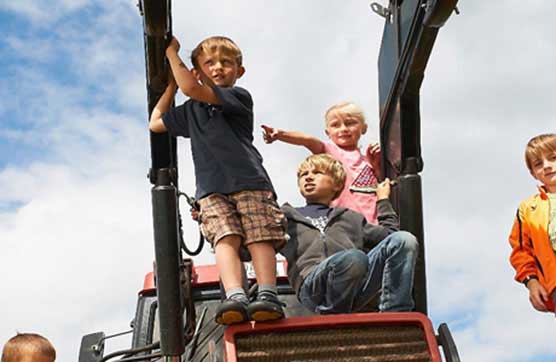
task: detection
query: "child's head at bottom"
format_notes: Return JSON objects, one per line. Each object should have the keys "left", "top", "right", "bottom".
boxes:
{"left": 1, "top": 333, "right": 56, "bottom": 362}
{"left": 324, "top": 101, "right": 368, "bottom": 149}
{"left": 297, "top": 154, "right": 346, "bottom": 205}
{"left": 525, "top": 133, "right": 556, "bottom": 191}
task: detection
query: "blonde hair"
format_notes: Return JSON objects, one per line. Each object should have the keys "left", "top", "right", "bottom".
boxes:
{"left": 525, "top": 133, "right": 556, "bottom": 172}
{"left": 191, "top": 36, "right": 243, "bottom": 68}
{"left": 324, "top": 101, "right": 366, "bottom": 126}
{"left": 297, "top": 154, "right": 346, "bottom": 199}
{"left": 2, "top": 333, "right": 56, "bottom": 362}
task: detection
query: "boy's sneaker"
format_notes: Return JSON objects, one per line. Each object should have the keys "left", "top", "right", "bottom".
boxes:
{"left": 215, "top": 298, "right": 248, "bottom": 325}
{"left": 247, "top": 292, "right": 285, "bottom": 322}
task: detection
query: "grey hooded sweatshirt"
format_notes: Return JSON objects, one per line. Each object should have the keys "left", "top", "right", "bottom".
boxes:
{"left": 280, "top": 199, "right": 400, "bottom": 294}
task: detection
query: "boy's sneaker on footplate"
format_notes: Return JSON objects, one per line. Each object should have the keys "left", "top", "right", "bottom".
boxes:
{"left": 247, "top": 293, "right": 285, "bottom": 322}
{"left": 215, "top": 298, "right": 248, "bottom": 325}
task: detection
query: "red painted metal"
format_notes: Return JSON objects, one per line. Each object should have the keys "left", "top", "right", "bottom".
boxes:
{"left": 223, "top": 312, "right": 442, "bottom": 362}
{"left": 139, "top": 260, "right": 289, "bottom": 294}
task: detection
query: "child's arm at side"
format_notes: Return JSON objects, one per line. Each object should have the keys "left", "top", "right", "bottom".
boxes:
{"left": 509, "top": 208, "right": 549, "bottom": 311}
{"left": 149, "top": 76, "right": 177, "bottom": 133}
{"left": 261, "top": 125, "right": 325, "bottom": 154}
{"left": 165, "top": 37, "right": 220, "bottom": 105}
{"left": 525, "top": 278, "right": 549, "bottom": 312}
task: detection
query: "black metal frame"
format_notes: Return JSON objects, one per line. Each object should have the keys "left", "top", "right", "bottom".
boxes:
{"left": 377, "top": 0, "right": 458, "bottom": 314}
{"left": 139, "top": 0, "right": 177, "bottom": 184}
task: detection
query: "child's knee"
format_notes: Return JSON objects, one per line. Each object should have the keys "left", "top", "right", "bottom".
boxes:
{"left": 390, "top": 231, "right": 419, "bottom": 254}
{"left": 339, "top": 249, "right": 368, "bottom": 276}
{"left": 215, "top": 234, "right": 243, "bottom": 249}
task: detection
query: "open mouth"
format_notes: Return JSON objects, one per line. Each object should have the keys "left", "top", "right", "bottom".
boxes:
{"left": 304, "top": 184, "right": 315, "bottom": 191}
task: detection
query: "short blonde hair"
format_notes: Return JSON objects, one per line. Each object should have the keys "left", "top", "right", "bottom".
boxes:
{"left": 2, "top": 333, "right": 56, "bottom": 362}
{"left": 324, "top": 101, "right": 366, "bottom": 126}
{"left": 525, "top": 133, "right": 556, "bottom": 173}
{"left": 191, "top": 36, "right": 243, "bottom": 68}
{"left": 297, "top": 154, "right": 346, "bottom": 199}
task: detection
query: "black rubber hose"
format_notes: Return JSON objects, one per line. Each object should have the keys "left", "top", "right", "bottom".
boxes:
{"left": 177, "top": 192, "right": 204, "bottom": 256}
{"left": 98, "top": 342, "right": 160, "bottom": 362}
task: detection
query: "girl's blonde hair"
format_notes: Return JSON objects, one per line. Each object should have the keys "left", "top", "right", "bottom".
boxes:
{"left": 324, "top": 101, "right": 366, "bottom": 126}
{"left": 297, "top": 154, "right": 346, "bottom": 199}
{"left": 525, "top": 133, "right": 556, "bottom": 172}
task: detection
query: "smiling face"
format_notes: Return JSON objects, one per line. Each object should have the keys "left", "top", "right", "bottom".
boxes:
{"left": 193, "top": 50, "right": 244, "bottom": 88}
{"left": 325, "top": 110, "right": 367, "bottom": 150}
{"left": 525, "top": 134, "right": 556, "bottom": 193}
{"left": 530, "top": 152, "right": 556, "bottom": 192}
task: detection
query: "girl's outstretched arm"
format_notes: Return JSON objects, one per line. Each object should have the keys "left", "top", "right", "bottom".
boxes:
{"left": 261, "top": 125, "right": 325, "bottom": 154}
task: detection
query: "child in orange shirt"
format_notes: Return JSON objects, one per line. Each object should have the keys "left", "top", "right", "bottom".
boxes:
{"left": 509, "top": 133, "right": 556, "bottom": 313}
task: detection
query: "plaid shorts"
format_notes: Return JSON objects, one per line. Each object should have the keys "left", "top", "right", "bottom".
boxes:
{"left": 198, "top": 190, "right": 287, "bottom": 249}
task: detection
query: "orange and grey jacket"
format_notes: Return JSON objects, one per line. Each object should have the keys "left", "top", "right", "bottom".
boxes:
{"left": 509, "top": 186, "right": 556, "bottom": 301}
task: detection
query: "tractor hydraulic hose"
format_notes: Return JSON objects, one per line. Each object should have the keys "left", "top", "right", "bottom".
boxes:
{"left": 98, "top": 342, "right": 160, "bottom": 362}
{"left": 177, "top": 191, "right": 204, "bottom": 256}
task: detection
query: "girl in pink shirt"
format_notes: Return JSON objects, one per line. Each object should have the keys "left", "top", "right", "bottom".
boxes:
{"left": 262, "top": 101, "right": 381, "bottom": 224}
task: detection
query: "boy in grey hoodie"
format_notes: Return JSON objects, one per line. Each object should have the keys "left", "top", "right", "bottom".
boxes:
{"left": 281, "top": 154, "right": 418, "bottom": 313}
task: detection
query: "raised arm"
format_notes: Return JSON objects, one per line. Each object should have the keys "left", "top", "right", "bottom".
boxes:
{"left": 149, "top": 74, "right": 177, "bottom": 133}
{"left": 165, "top": 37, "right": 220, "bottom": 105}
{"left": 261, "top": 125, "right": 325, "bottom": 154}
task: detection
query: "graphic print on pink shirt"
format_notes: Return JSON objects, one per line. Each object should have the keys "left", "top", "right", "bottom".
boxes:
{"left": 323, "top": 141, "right": 378, "bottom": 224}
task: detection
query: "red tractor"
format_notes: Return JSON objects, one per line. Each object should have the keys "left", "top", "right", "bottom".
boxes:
{"left": 79, "top": 1, "right": 461, "bottom": 361}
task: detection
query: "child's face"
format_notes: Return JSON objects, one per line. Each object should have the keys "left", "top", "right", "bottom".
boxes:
{"left": 297, "top": 167, "right": 342, "bottom": 205}
{"left": 530, "top": 152, "right": 556, "bottom": 192}
{"left": 193, "top": 50, "right": 244, "bottom": 88}
{"left": 325, "top": 112, "right": 367, "bottom": 150}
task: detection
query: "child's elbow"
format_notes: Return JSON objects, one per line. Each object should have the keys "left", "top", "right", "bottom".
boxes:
{"left": 149, "top": 118, "right": 166, "bottom": 133}
{"left": 180, "top": 84, "right": 204, "bottom": 99}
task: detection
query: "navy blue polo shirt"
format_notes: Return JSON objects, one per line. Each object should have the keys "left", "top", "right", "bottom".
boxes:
{"left": 162, "top": 86, "right": 274, "bottom": 200}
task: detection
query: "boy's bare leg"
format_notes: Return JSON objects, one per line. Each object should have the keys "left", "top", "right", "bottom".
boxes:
{"left": 214, "top": 234, "right": 250, "bottom": 325}
{"left": 246, "top": 241, "right": 284, "bottom": 322}
{"left": 247, "top": 241, "right": 277, "bottom": 286}
{"left": 215, "top": 234, "right": 243, "bottom": 291}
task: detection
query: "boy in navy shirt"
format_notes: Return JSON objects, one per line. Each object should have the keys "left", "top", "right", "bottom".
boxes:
{"left": 149, "top": 36, "right": 286, "bottom": 325}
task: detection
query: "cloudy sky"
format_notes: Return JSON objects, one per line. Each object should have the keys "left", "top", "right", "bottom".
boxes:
{"left": 1, "top": 1, "right": 555, "bottom": 361}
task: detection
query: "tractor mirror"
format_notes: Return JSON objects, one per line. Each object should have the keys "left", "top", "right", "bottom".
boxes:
{"left": 78, "top": 332, "right": 105, "bottom": 362}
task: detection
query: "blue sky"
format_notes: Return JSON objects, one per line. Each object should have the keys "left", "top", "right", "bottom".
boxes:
{"left": 1, "top": 1, "right": 556, "bottom": 361}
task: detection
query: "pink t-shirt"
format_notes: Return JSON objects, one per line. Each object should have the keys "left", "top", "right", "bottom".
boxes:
{"left": 323, "top": 141, "right": 378, "bottom": 224}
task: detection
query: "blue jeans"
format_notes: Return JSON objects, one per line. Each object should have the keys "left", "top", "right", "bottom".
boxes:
{"left": 298, "top": 231, "right": 418, "bottom": 313}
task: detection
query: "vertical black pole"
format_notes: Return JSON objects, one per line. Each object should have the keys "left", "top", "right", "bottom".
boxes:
{"left": 151, "top": 168, "right": 184, "bottom": 358}
{"left": 398, "top": 159, "right": 427, "bottom": 314}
